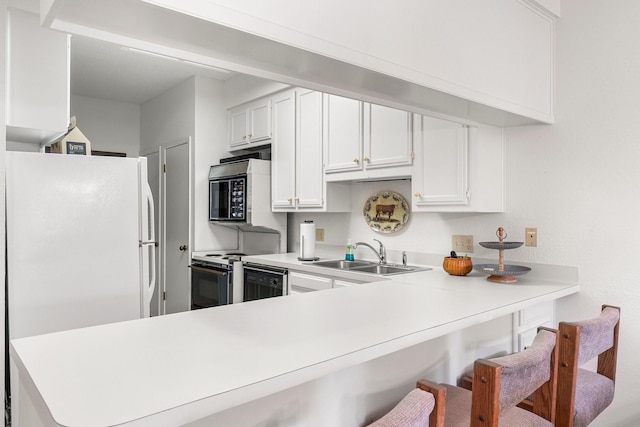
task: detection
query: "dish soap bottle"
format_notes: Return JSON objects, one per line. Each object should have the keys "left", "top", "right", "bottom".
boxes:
{"left": 345, "top": 238, "right": 354, "bottom": 261}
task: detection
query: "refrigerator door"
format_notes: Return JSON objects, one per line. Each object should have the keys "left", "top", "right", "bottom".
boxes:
{"left": 6, "top": 152, "right": 148, "bottom": 340}
{"left": 138, "top": 157, "right": 156, "bottom": 318}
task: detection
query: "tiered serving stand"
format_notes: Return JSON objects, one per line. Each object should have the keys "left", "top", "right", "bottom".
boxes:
{"left": 474, "top": 227, "right": 531, "bottom": 283}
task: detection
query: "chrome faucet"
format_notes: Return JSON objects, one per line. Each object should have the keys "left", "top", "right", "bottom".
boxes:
{"left": 353, "top": 239, "right": 386, "bottom": 264}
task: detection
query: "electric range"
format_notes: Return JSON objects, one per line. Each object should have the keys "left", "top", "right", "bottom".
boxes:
{"left": 190, "top": 251, "right": 248, "bottom": 309}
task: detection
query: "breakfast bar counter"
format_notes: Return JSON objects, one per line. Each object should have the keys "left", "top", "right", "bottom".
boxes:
{"left": 10, "top": 254, "right": 578, "bottom": 427}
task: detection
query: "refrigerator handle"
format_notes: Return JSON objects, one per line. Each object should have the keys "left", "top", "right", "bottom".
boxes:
{"left": 141, "top": 182, "right": 156, "bottom": 307}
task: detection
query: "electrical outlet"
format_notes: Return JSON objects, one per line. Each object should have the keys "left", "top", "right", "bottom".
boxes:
{"left": 525, "top": 227, "right": 537, "bottom": 247}
{"left": 315, "top": 228, "right": 325, "bottom": 242}
{"left": 452, "top": 235, "right": 474, "bottom": 253}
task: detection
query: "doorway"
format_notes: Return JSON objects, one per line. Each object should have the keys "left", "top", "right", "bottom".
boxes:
{"left": 143, "top": 138, "right": 192, "bottom": 315}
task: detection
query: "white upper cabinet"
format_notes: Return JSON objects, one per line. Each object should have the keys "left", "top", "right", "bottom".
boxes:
{"left": 271, "top": 89, "right": 297, "bottom": 209}
{"left": 364, "top": 104, "right": 413, "bottom": 169}
{"left": 271, "top": 89, "right": 350, "bottom": 212}
{"left": 412, "top": 116, "right": 504, "bottom": 213}
{"left": 6, "top": 8, "right": 70, "bottom": 144}
{"left": 413, "top": 116, "right": 469, "bottom": 206}
{"left": 323, "top": 94, "right": 363, "bottom": 174}
{"left": 228, "top": 97, "right": 272, "bottom": 151}
{"left": 324, "top": 95, "right": 413, "bottom": 182}
{"left": 294, "top": 89, "right": 324, "bottom": 209}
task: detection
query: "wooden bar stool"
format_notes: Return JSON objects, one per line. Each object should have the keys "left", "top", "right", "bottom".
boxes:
{"left": 555, "top": 305, "right": 620, "bottom": 427}
{"left": 435, "top": 327, "right": 559, "bottom": 426}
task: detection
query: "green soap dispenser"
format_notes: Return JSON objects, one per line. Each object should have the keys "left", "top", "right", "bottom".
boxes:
{"left": 345, "top": 238, "right": 354, "bottom": 261}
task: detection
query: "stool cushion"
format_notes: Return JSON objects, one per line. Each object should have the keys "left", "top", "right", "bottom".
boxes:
{"left": 573, "top": 368, "right": 615, "bottom": 427}
{"left": 442, "top": 384, "right": 553, "bottom": 427}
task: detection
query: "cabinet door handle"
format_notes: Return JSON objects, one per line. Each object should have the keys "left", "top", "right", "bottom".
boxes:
{"left": 248, "top": 133, "right": 252, "bottom": 138}
{"left": 294, "top": 197, "right": 300, "bottom": 201}
{"left": 363, "top": 156, "right": 370, "bottom": 163}
{"left": 242, "top": 135, "right": 247, "bottom": 140}
{"left": 179, "top": 244, "right": 188, "bottom": 251}
{"left": 353, "top": 158, "right": 360, "bottom": 164}
{"left": 414, "top": 192, "right": 421, "bottom": 197}
{"left": 287, "top": 198, "right": 292, "bottom": 202}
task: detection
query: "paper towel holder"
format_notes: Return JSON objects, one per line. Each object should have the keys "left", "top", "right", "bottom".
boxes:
{"left": 298, "top": 220, "right": 320, "bottom": 261}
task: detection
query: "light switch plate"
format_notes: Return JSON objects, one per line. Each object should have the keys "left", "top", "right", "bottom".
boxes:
{"left": 316, "top": 228, "right": 325, "bottom": 242}
{"left": 525, "top": 227, "right": 537, "bottom": 247}
{"left": 452, "top": 235, "right": 473, "bottom": 253}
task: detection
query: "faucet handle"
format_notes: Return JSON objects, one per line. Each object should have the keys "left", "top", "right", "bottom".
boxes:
{"left": 373, "top": 239, "right": 386, "bottom": 263}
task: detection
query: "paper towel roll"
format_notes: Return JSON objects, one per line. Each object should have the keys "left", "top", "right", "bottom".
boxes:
{"left": 299, "top": 221, "right": 316, "bottom": 260}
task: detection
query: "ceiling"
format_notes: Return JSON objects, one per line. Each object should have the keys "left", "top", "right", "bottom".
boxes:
{"left": 70, "top": 35, "right": 236, "bottom": 105}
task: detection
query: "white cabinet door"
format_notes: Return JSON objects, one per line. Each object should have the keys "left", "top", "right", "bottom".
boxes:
{"left": 288, "top": 271, "right": 332, "bottom": 293}
{"left": 295, "top": 89, "right": 325, "bottom": 208}
{"left": 6, "top": 8, "right": 69, "bottom": 144}
{"left": 271, "top": 89, "right": 297, "bottom": 209}
{"left": 323, "top": 94, "right": 363, "bottom": 173}
{"left": 228, "top": 107, "right": 248, "bottom": 148}
{"left": 364, "top": 104, "right": 413, "bottom": 169}
{"left": 324, "top": 101, "right": 413, "bottom": 182}
{"left": 288, "top": 270, "right": 363, "bottom": 293}
{"left": 228, "top": 97, "right": 272, "bottom": 150}
{"left": 412, "top": 116, "right": 504, "bottom": 213}
{"left": 333, "top": 278, "right": 364, "bottom": 288}
{"left": 272, "top": 88, "right": 350, "bottom": 212}
{"left": 247, "top": 98, "right": 272, "bottom": 143}
{"left": 413, "top": 115, "right": 469, "bottom": 206}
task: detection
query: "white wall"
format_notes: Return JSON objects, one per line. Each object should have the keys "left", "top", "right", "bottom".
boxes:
{"left": 193, "top": 76, "right": 239, "bottom": 250}
{"left": 140, "top": 77, "right": 195, "bottom": 154}
{"left": 70, "top": 94, "right": 140, "bottom": 157}
{"left": 223, "top": 73, "right": 289, "bottom": 109}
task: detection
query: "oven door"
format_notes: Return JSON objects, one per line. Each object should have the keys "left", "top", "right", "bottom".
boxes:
{"left": 190, "top": 262, "right": 232, "bottom": 309}
{"left": 243, "top": 264, "right": 287, "bottom": 302}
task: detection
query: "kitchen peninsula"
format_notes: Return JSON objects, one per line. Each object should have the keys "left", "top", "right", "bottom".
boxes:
{"left": 10, "top": 254, "right": 578, "bottom": 427}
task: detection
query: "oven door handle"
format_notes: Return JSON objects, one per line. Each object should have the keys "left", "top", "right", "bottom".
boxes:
{"left": 244, "top": 265, "right": 288, "bottom": 275}
{"left": 190, "top": 264, "right": 228, "bottom": 276}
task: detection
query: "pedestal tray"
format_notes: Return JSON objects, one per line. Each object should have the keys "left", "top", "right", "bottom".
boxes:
{"left": 475, "top": 227, "right": 531, "bottom": 283}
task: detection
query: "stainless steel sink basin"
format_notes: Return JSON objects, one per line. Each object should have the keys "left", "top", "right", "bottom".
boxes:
{"left": 310, "top": 260, "right": 374, "bottom": 270}
{"left": 308, "top": 259, "right": 431, "bottom": 276}
{"left": 351, "top": 264, "right": 421, "bottom": 275}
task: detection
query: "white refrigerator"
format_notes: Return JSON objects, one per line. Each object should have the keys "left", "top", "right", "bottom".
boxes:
{"left": 6, "top": 152, "right": 156, "bottom": 339}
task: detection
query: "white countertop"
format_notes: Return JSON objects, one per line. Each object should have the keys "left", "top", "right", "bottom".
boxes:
{"left": 10, "top": 251, "right": 579, "bottom": 427}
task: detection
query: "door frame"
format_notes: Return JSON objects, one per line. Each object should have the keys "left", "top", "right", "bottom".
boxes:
{"left": 141, "top": 136, "right": 193, "bottom": 315}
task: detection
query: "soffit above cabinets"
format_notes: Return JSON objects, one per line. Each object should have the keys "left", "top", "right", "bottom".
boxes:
{"left": 41, "top": 0, "right": 556, "bottom": 127}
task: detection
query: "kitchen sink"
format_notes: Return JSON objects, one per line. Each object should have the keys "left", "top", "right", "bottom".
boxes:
{"left": 308, "top": 259, "right": 431, "bottom": 276}
{"left": 310, "top": 260, "right": 375, "bottom": 270}
{"left": 351, "top": 264, "right": 427, "bottom": 275}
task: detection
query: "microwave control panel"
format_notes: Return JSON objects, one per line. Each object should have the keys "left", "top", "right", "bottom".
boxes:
{"left": 230, "top": 178, "right": 245, "bottom": 219}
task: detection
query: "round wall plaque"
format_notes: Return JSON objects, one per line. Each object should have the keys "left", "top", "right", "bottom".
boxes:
{"left": 363, "top": 191, "right": 410, "bottom": 234}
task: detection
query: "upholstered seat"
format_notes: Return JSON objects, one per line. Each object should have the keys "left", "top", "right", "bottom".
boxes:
{"left": 556, "top": 305, "right": 620, "bottom": 427}
{"left": 367, "top": 380, "right": 446, "bottom": 427}
{"left": 439, "top": 327, "right": 559, "bottom": 427}
{"left": 442, "top": 384, "right": 553, "bottom": 426}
